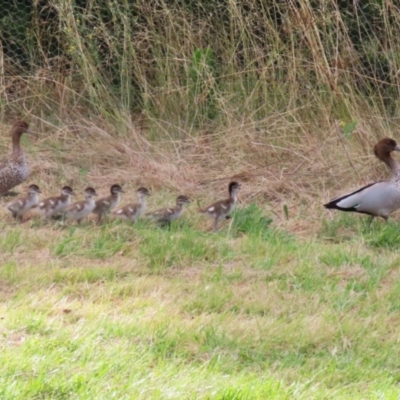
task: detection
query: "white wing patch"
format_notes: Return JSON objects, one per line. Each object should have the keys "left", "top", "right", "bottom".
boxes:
{"left": 207, "top": 206, "right": 215, "bottom": 212}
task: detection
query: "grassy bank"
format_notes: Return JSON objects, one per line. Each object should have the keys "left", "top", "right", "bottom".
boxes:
{"left": 1, "top": 210, "right": 400, "bottom": 398}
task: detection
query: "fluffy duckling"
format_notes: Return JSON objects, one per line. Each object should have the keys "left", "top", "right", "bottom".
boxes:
{"left": 0, "top": 120, "right": 31, "bottom": 196}
{"left": 146, "top": 195, "right": 190, "bottom": 226}
{"left": 7, "top": 184, "right": 41, "bottom": 222}
{"left": 112, "top": 187, "right": 150, "bottom": 223}
{"left": 37, "top": 186, "right": 75, "bottom": 219}
{"left": 324, "top": 138, "right": 400, "bottom": 220}
{"left": 199, "top": 181, "right": 241, "bottom": 231}
{"left": 92, "top": 184, "right": 124, "bottom": 224}
{"left": 64, "top": 187, "right": 98, "bottom": 224}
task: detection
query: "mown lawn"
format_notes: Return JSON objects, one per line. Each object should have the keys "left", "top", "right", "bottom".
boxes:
{"left": 1, "top": 208, "right": 400, "bottom": 399}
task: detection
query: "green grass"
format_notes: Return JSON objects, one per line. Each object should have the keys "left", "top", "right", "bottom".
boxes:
{"left": 1, "top": 208, "right": 400, "bottom": 398}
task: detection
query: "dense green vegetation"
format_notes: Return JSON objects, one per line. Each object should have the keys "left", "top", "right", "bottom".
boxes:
{"left": 2, "top": 0, "right": 400, "bottom": 128}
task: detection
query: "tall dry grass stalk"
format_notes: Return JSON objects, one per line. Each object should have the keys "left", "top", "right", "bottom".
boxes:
{"left": 1, "top": 0, "right": 400, "bottom": 226}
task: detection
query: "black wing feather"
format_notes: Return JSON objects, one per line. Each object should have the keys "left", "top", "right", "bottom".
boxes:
{"left": 324, "top": 182, "right": 378, "bottom": 215}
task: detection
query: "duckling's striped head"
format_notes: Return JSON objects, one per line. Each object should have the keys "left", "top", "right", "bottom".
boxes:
{"left": 61, "top": 186, "right": 75, "bottom": 196}
{"left": 177, "top": 195, "right": 190, "bottom": 205}
{"left": 27, "top": 184, "right": 41, "bottom": 194}
{"left": 374, "top": 138, "right": 400, "bottom": 160}
{"left": 110, "top": 184, "right": 124, "bottom": 194}
{"left": 229, "top": 181, "right": 241, "bottom": 194}
{"left": 137, "top": 187, "right": 150, "bottom": 196}
{"left": 84, "top": 187, "right": 98, "bottom": 198}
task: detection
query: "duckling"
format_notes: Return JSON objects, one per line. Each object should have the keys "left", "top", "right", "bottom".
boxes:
{"left": 199, "top": 181, "right": 241, "bottom": 231}
{"left": 146, "top": 195, "right": 190, "bottom": 226}
{"left": 92, "top": 184, "right": 124, "bottom": 224}
{"left": 6, "top": 184, "right": 41, "bottom": 222}
{"left": 0, "top": 120, "right": 31, "bottom": 196}
{"left": 64, "top": 187, "right": 98, "bottom": 224}
{"left": 37, "top": 186, "right": 75, "bottom": 219}
{"left": 112, "top": 187, "right": 150, "bottom": 223}
{"left": 324, "top": 138, "right": 400, "bottom": 220}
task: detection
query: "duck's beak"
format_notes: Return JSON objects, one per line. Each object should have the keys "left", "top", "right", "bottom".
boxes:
{"left": 27, "top": 127, "right": 39, "bottom": 142}
{"left": 395, "top": 145, "right": 400, "bottom": 151}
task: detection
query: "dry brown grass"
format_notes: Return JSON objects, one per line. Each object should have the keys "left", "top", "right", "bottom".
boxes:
{"left": 1, "top": 105, "right": 399, "bottom": 240}
{"left": 2, "top": 0, "right": 400, "bottom": 240}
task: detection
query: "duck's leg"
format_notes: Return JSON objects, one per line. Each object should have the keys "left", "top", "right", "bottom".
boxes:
{"left": 213, "top": 217, "right": 219, "bottom": 232}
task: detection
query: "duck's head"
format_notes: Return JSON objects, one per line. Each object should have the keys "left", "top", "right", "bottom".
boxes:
{"left": 61, "top": 186, "right": 75, "bottom": 196}
{"left": 374, "top": 138, "right": 400, "bottom": 160}
{"left": 110, "top": 184, "right": 124, "bottom": 194}
{"left": 228, "top": 181, "right": 241, "bottom": 194}
{"left": 12, "top": 120, "right": 30, "bottom": 136}
{"left": 28, "top": 184, "right": 41, "bottom": 195}
{"left": 137, "top": 187, "right": 150, "bottom": 197}
{"left": 177, "top": 195, "right": 191, "bottom": 205}
{"left": 84, "top": 187, "right": 98, "bottom": 198}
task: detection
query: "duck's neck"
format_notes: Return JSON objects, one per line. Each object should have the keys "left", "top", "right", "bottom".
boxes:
{"left": 12, "top": 131, "right": 23, "bottom": 155}
{"left": 138, "top": 194, "right": 147, "bottom": 210}
{"left": 111, "top": 192, "right": 121, "bottom": 207}
{"left": 85, "top": 195, "right": 95, "bottom": 206}
{"left": 62, "top": 194, "right": 72, "bottom": 205}
{"left": 229, "top": 189, "right": 238, "bottom": 203}
{"left": 28, "top": 192, "right": 39, "bottom": 204}
{"left": 381, "top": 154, "right": 400, "bottom": 179}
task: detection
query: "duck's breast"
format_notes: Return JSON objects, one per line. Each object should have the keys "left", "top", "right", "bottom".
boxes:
{"left": 0, "top": 157, "right": 28, "bottom": 193}
{"left": 11, "top": 154, "right": 29, "bottom": 180}
{"left": 10, "top": 156, "right": 29, "bottom": 183}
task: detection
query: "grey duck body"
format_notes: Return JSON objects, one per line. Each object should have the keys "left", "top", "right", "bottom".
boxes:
{"left": 0, "top": 121, "right": 30, "bottom": 196}
{"left": 324, "top": 138, "right": 400, "bottom": 220}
